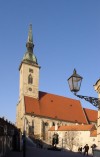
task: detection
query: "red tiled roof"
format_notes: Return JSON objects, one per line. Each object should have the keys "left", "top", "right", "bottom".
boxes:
{"left": 49, "top": 124, "right": 96, "bottom": 131}
{"left": 24, "top": 91, "right": 88, "bottom": 124}
{"left": 90, "top": 130, "right": 97, "bottom": 137}
{"left": 83, "top": 108, "right": 97, "bottom": 123}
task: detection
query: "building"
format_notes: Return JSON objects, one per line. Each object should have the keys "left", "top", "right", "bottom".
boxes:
{"left": 16, "top": 24, "right": 98, "bottom": 149}
{"left": 48, "top": 124, "right": 97, "bottom": 153}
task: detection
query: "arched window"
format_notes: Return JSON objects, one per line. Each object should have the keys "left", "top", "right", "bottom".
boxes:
{"left": 28, "top": 74, "right": 33, "bottom": 84}
{"left": 52, "top": 122, "right": 55, "bottom": 126}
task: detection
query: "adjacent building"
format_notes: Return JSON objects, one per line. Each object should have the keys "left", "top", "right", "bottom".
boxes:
{"left": 48, "top": 124, "right": 97, "bottom": 153}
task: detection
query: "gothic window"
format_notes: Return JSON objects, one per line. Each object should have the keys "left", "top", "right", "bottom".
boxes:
{"left": 28, "top": 74, "right": 33, "bottom": 84}
{"left": 45, "top": 122, "right": 48, "bottom": 126}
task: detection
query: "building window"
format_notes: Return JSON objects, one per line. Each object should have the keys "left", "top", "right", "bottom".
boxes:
{"left": 45, "top": 122, "right": 48, "bottom": 126}
{"left": 31, "top": 120, "right": 34, "bottom": 135}
{"left": 32, "top": 120, "right": 34, "bottom": 128}
{"left": 29, "top": 68, "right": 33, "bottom": 73}
{"left": 52, "top": 122, "right": 55, "bottom": 126}
{"left": 28, "top": 74, "right": 33, "bottom": 84}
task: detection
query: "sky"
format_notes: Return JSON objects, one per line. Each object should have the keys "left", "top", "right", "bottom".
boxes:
{"left": 0, "top": 0, "right": 100, "bottom": 123}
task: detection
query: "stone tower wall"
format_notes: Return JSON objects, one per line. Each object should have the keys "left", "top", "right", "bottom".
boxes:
{"left": 19, "top": 63, "right": 39, "bottom": 100}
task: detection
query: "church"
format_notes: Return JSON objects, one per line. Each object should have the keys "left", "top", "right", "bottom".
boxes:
{"left": 16, "top": 25, "right": 97, "bottom": 148}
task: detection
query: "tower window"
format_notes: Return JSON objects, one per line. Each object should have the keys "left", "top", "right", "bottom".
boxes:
{"left": 29, "top": 68, "right": 33, "bottom": 73}
{"left": 28, "top": 74, "right": 33, "bottom": 84}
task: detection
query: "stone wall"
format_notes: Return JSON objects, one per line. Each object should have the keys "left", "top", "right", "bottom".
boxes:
{"left": 0, "top": 117, "right": 21, "bottom": 157}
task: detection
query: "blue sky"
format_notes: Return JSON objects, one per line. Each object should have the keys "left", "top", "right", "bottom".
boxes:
{"left": 0, "top": 0, "right": 100, "bottom": 123}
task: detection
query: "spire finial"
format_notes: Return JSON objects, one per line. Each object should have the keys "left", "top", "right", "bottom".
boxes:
{"left": 27, "top": 24, "right": 33, "bottom": 43}
{"left": 26, "top": 24, "right": 34, "bottom": 53}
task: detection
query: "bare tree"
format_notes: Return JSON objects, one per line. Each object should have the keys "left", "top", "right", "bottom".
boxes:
{"left": 65, "top": 131, "right": 79, "bottom": 151}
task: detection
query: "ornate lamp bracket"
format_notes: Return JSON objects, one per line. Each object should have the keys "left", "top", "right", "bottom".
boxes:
{"left": 74, "top": 93, "right": 100, "bottom": 109}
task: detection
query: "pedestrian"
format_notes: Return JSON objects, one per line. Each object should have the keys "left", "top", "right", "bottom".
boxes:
{"left": 83, "top": 144, "right": 89, "bottom": 156}
{"left": 78, "top": 146, "right": 82, "bottom": 153}
{"left": 78, "top": 147, "right": 80, "bottom": 152}
{"left": 80, "top": 146, "right": 82, "bottom": 153}
{"left": 91, "top": 144, "right": 97, "bottom": 154}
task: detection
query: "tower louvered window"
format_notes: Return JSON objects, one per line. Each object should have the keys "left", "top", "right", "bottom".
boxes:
{"left": 28, "top": 74, "right": 33, "bottom": 84}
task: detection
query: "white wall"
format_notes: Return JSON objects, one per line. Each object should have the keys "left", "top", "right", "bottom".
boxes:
{"left": 48, "top": 130, "right": 97, "bottom": 155}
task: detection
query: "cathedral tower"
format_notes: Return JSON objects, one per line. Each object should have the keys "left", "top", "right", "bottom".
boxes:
{"left": 16, "top": 25, "right": 40, "bottom": 131}
{"left": 19, "top": 24, "right": 40, "bottom": 100}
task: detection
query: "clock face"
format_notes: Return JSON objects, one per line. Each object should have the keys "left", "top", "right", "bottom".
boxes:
{"left": 24, "top": 85, "right": 37, "bottom": 97}
{"left": 29, "top": 87, "right": 32, "bottom": 91}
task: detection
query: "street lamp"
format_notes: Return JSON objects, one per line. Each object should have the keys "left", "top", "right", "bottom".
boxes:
{"left": 68, "top": 69, "right": 83, "bottom": 94}
{"left": 67, "top": 69, "right": 100, "bottom": 157}
{"left": 68, "top": 69, "right": 100, "bottom": 108}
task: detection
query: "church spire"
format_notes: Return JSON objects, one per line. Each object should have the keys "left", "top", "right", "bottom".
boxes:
{"left": 20, "top": 24, "right": 38, "bottom": 67}
{"left": 26, "top": 24, "right": 34, "bottom": 53}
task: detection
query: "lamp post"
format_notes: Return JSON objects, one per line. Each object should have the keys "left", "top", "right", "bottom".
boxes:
{"left": 22, "top": 116, "right": 27, "bottom": 157}
{"left": 68, "top": 69, "right": 100, "bottom": 156}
